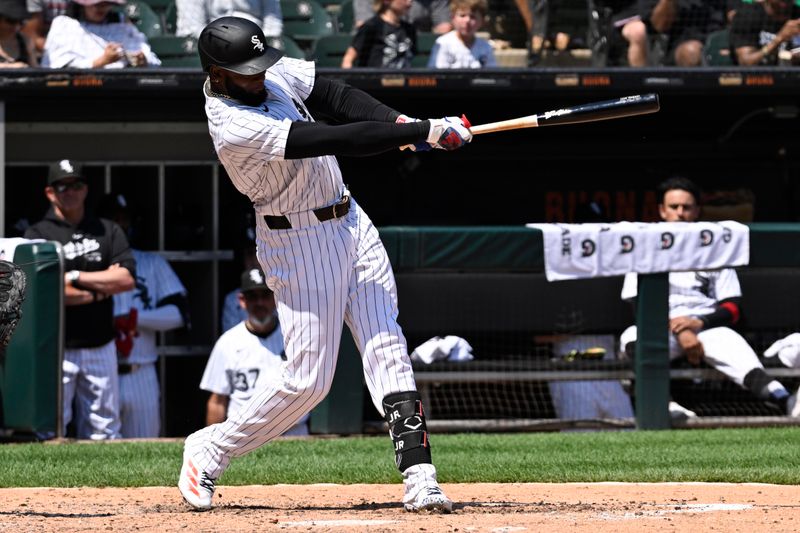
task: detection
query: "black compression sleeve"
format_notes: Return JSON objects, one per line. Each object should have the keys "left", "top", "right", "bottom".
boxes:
{"left": 305, "top": 75, "right": 402, "bottom": 123}
{"left": 698, "top": 297, "right": 742, "bottom": 329}
{"left": 284, "top": 120, "right": 429, "bottom": 159}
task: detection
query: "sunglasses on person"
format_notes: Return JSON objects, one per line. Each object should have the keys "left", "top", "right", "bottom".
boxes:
{"left": 52, "top": 180, "right": 86, "bottom": 193}
{"left": 0, "top": 16, "right": 21, "bottom": 25}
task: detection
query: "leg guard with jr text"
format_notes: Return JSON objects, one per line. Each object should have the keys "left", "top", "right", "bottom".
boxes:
{"left": 382, "top": 391, "right": 432, "bottom": 472}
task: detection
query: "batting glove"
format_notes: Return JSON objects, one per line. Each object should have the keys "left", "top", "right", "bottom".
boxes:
{"left": 427, "top": 116, "right": 473, "bottom": 151}
{"left": 764, "top": 332, "right": 800, "bottom": 368}
{"left": 396, "top": 114, "right": 431, "bottom": 152}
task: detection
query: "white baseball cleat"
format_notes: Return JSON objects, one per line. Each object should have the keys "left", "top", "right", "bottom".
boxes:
{"left": 668, "top": 400, "right": 698, "bottom": 420}
{"left": 403, "top": 484, "right": 453, "bottom": 513}
{"left": 178, "top": 453, "right": 216, "bottom": 510}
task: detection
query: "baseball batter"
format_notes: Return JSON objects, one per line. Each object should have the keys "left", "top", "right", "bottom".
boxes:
{"left": 178, "top": 16, "right": 472, "bottom": 512}
{"left": 201, "top": 268, "right": 309, "bottom": 436}
{"left": 620, "top": 177, "right": 799, "bottom": 417}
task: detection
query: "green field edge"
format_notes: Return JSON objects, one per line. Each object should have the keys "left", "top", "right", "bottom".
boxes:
{"left": 1, "top": 428, "right": 799, "bottom": 487}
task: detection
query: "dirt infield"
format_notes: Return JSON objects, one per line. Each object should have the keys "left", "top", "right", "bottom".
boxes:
{"left": 1, "top": 483, "right": 798, "bottom": 532}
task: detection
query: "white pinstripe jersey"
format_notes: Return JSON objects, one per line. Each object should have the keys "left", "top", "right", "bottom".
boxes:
{"left": 204, "top": 57, "right": 345, "bottom": 216}
{"left": 113, "top": 249, "right": 187, "bottom": 364}
{"left": 200, "top": 321, "right": 309, "bottom": 425}
{"left": 621, "top": 268, "right": 742, "bottom": 319}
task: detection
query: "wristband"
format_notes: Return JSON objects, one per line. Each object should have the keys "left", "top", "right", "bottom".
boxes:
{"left": 66, "top": 270, "right": 80, "bottom": 286}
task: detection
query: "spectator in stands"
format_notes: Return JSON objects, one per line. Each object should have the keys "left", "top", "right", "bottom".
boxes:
{"left": 201, "top": 268, "right": 310, "bottom": 436}
{"left": 221, "top": 228, "right": 259, "bottom": 333}
{"left": 341, "top": 0, "right": 417, "bottom": 68}
{"left": 730, "top": 0, "right": 800, "bottom": 66}
{"left": 641, "top": 0, "right": 727, "bottom": 66}
{"left": 524, "top": 0, "right": 647, "bottom": 67}
{"left": 602, "top": 1, "right": 649, "bottom": 67}
{"left": 41, "top": 0, "right": 161, "bottom": 69}
{"left": 354, "top": 0, "right": 451, "bottom": 34}
{"left": 619, "top": 176, "right": 799, "bottom": 418}
{"left": 427, "top": 0, "right": 495, "bottom": 67}
{"left": 0, "top": 0, "right": 38, "bottom": 67}
{"left": 24, "top": 159, "right": 136, "bottom": 439}
{"left": 175, "top": 0, "right": 282, "bottom": 41}
{"left": 21, "top": 0, "right": 66, "bottom": 55}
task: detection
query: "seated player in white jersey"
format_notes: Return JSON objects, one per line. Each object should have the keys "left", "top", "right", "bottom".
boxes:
{"left": 620, "top": 176, "right": 799, "bottom": 418}
{"left": 201, "top": 268, "right": 309, "bottom": 436}
{"left": 179, "top": 16, "right": 472, "bottom": 514}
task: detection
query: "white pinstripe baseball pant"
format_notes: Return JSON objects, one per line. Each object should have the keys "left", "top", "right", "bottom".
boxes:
{"left": 62, "top": 340, "right": 121, "bottom": 440}
{"left": 188, "top": 198, "right": 417, "bottom": 477}
{"left": 119, "top": 363, "right": 160, "bottom": 438}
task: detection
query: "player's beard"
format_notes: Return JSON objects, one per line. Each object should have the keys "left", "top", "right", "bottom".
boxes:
{"left": 249, "top": 310, "right": 276, "bottom": 330}
{"left": 226, "top": 79, "right": 267, "bottom": 107}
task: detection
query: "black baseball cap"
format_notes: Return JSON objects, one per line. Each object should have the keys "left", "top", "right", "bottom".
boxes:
{"left": 0, "top": 0, "right": 29, "bottom": 21}
{"left": 198, "top": 16, "right": 282, "bottom": 74}
{"left": 240, "top": 268, "right": 271, "bottom": 293}
{"left": 47, "top": 159, "right": 84, "bottom": 185}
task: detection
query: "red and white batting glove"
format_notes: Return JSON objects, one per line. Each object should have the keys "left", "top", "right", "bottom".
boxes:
{"left": 396, "top": 114, "right": 431, "bottom": 152}
{"left": 427, "top": 116, "right": 473, "bottom": 151}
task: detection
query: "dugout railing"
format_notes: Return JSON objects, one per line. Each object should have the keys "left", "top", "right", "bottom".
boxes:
{"left": 353, "top": 224, "right": 800, "bottom": 432}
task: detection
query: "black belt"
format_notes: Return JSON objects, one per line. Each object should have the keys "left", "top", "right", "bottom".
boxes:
{"left": 118, "top": 363, "right": 142, "bottom": 375}
{"left": 263, "top": 195, "right": 351, "bottom": 230}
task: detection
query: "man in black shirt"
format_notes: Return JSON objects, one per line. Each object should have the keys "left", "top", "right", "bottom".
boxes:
{"left": 24, "top": 159, "right": 135, "bottom": 440}
{"left": 730, "top": 0, "right": 800, "bottom": 65}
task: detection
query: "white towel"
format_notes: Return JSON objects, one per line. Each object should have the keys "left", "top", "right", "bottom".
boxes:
{"left": 410, "top": 336, "right": 474, "bottom": 364}
{"left": 0, "top": 238, "right": 45, "bottom": 262}
{"left": 526, "top": 221, "right": 749, "bottom": 281}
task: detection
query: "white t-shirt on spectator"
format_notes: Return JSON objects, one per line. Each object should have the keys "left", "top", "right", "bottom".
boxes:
{"left": 175, "top": 0, "right": 282, "bottom": 39}
{"left": 42, "top": 15, "right": 161, "bottom": 68}
{"left": 428, "top": 30, "right": 496, "bottom": 68}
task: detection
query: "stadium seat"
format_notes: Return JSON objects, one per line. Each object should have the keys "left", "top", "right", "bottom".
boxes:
{"left": 411, "top": 32, "right": 437, "bottom": 67}
{"left": 704, "top": 28, "right": 733, "bottom": 66}
{"left": 165, "top": 1, "right": 177, "bottom": 34}
{"left": 267, "top": 35, "right": 307, "bottom": 59}
{"left": 280, "top": 0, "right": 335, "bottom": 45}
{"left": 334, "top": 0, "right": 354, "bottom": 34}
{"left": 308, "top": 34, "right": 352, "bottom": 66}
{"left": 149, "top": 35, "right": 201, "bottom": 68}
{"left": 124, "top": 1, "right": 164, "bottom": 38}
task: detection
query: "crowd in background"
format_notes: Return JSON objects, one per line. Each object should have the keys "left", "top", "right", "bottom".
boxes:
{"left": 0, "top": 0, "right": 799, "bottom": 69}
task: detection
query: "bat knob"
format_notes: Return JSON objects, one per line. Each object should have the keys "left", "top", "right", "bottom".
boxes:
{"left": 460, "top": 114, "right": 472, "bottom": 129}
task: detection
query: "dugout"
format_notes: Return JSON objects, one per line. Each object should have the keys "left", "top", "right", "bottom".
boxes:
{"left": 2, "top": 68, "right": 800, "bottom": 435}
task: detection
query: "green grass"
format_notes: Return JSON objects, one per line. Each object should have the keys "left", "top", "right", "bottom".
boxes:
{"left": 1, "top": 428, "right": 799, "bottom": 487}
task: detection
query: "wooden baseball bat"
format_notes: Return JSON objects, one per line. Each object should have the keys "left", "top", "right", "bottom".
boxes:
{"left": 463, "top": 93, "right": 660, "bottom": 135}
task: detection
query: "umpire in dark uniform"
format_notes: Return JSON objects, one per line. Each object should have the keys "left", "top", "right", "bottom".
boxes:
{"left": 24, "top": 159, "right": 135, "bottom": 440}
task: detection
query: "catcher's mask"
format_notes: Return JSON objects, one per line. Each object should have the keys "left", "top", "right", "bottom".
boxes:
{"left": 198, "top": 16, "right": 282, "bottom": 75}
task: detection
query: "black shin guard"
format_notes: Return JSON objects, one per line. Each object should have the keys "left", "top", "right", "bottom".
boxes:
{"left": 743, "top": 368, "right": 774, "bottom": 401}
{"left": 382, "top": 391, "right": 432, "bottom": 472}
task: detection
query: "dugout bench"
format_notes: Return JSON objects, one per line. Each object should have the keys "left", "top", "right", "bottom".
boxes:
{"left": 324, "top": 224, "right": 800, "bottom": 433}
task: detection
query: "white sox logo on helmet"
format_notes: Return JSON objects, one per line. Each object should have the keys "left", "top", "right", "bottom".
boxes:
{"left": 251, "top": 35, "right": 264, "bottom": 52}
{"left": 249, "top": 268, "right": 265, "bottom": 284}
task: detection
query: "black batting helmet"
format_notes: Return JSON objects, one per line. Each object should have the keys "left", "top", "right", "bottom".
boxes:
{"left": 198, "top": 16, "right": 282, "bottom": 74}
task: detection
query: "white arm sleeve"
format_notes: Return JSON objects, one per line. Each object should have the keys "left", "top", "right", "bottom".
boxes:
{"left": 138, "top": 304, "right": 184, "bottom": 332}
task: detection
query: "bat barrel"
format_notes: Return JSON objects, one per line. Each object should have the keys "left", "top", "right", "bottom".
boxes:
{"left": 537, "top": 93, "right": 660, "bottom": 127}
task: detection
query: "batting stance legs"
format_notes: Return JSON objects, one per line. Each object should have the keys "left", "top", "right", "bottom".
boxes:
{"left": 180, "top": 199, "right": 449, "bottom": 511}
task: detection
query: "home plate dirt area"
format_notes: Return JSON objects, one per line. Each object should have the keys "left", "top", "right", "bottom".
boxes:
{"left": 0, "top": 483, "right": 798, "bottom": 532}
